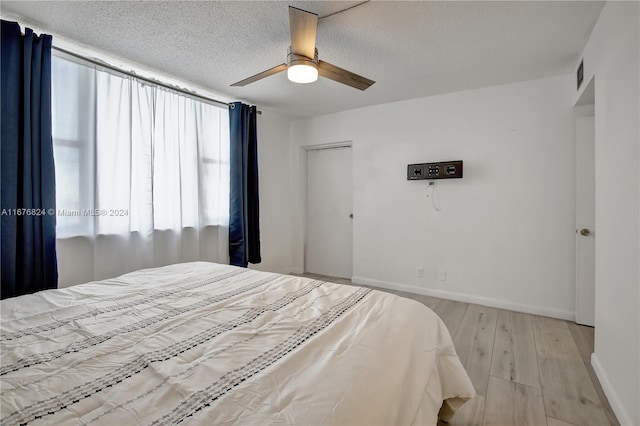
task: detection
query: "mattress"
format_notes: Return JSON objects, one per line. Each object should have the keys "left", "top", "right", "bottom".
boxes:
{"left": 0, "top": 262, "right": 474, "bottom": 425}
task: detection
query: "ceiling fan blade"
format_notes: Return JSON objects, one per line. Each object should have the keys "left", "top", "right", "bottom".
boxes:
{"left": 289, "top": 6, "right": 318, "bottom": 59}
{"left": 317, "top": 60, "right": 375, "bottom": 91}
{"left": 230, "top": 63, "right": 287, "bottom": 87}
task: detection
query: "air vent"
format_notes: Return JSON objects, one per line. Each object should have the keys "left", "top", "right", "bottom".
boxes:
{"left": 577, "top": 59, "right": 584, "bottom": 90}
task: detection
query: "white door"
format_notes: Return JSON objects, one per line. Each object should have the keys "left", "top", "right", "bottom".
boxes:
{"left": 306, "top": 146, "right": 353, "bottom": 278}
{"left": 575, "top": 116, "right": 595, "bottom": 326}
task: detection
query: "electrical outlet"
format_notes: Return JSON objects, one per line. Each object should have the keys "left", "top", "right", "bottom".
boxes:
{"left": 416, "top": 267, "right": 424, "bottom": 278}
{"left": 439, "top": 271, "right": 447, "bottom": 281}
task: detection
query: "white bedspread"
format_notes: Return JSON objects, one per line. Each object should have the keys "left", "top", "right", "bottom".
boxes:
{"left": 1, "top": 262, "right": 474, "bottom": 425}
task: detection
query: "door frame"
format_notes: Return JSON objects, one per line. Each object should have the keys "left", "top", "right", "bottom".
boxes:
{"left": 300, "top": 141, "right": 353, "bottom": 275}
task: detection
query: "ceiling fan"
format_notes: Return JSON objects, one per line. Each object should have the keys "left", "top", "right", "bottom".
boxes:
{"left": 231, "top": 6, "right": 375, "bottom": 91}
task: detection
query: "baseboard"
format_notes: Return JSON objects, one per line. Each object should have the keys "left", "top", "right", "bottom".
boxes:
{"left": 351, "top": 275, "right": 574, "bottom": 321}
{"left": 591, "top": 353, "right": 634, "bottom": 426}
{"left": 288, "top": 267, "right": 304, "bottom": 275}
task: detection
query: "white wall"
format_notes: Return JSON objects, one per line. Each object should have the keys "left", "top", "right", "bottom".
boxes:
{"left": 575, "top": 2, "right": 639, "bottom": 425}
{"left": 251, "top": 109, "right": 295, "bottom": 274}
{"left": 290, "top": 74, "right": 579, "bottom": 319}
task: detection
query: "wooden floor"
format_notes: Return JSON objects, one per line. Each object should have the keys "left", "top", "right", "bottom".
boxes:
{"left": 300, "top": 273, "right": 619, "bottom": 426}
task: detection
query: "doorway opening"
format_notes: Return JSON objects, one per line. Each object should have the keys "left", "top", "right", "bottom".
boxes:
{"left": 575, "top": 77, "right": 595, "bottom": 327}
{"left": 303, "top": 143, "right": 353, "bottom": 279}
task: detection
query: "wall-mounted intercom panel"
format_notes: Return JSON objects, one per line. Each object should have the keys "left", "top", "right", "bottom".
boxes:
{"left": 407, "top": 160, "right": 463, "bottom": 180}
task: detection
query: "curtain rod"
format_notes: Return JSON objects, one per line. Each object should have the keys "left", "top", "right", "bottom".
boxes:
{"left": 53, "top": 46, "right": 261, "bottom": 114}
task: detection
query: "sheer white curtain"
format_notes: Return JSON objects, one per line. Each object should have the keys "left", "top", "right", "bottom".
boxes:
{"left": 52, "top": 54, "right": 229, "bottom": 284}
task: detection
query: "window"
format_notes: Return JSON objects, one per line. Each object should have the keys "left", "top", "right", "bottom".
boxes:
{"left": 51, "top": 53, "right": 229, "bottom": 239}
{"left": 52, "top": 57, "right": 95, "bottom": 236}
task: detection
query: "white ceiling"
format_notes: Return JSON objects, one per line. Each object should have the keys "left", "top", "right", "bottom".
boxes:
{"left": 2, "top": 1, "right": 604, "bottom": 117}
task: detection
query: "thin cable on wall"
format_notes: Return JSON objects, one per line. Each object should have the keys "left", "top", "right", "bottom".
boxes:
{"left": 426, "top": 181, "right": 441, "bottom": 212}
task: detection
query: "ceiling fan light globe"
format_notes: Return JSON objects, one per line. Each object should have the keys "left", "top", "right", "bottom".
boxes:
{"left": 287, "top": 64, "right": 318, "bottom": 84}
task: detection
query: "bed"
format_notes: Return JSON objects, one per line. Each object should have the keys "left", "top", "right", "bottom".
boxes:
{"left": 1, "top": 262, "right": 474, "bottom": 425}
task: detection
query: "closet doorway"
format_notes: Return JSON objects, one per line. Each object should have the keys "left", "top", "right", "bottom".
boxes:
{"left": 575, "top": 78, "right": 595, "bottom": 327}
{"left": 305, "top": 145, "right": 353, "bottom": 279}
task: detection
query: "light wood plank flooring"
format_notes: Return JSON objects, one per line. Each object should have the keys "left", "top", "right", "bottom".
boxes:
{"left": 299, "top": 273, "right": 619, "bottom": 426}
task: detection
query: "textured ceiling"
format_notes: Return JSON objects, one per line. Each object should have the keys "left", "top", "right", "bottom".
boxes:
{"left": 2, "top": 1, "right": 604, "bottom": 117}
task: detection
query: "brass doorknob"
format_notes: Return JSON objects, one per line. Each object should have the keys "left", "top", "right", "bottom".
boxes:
{"left": 580, "top": 228, "right": 591, "bottom": 236}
